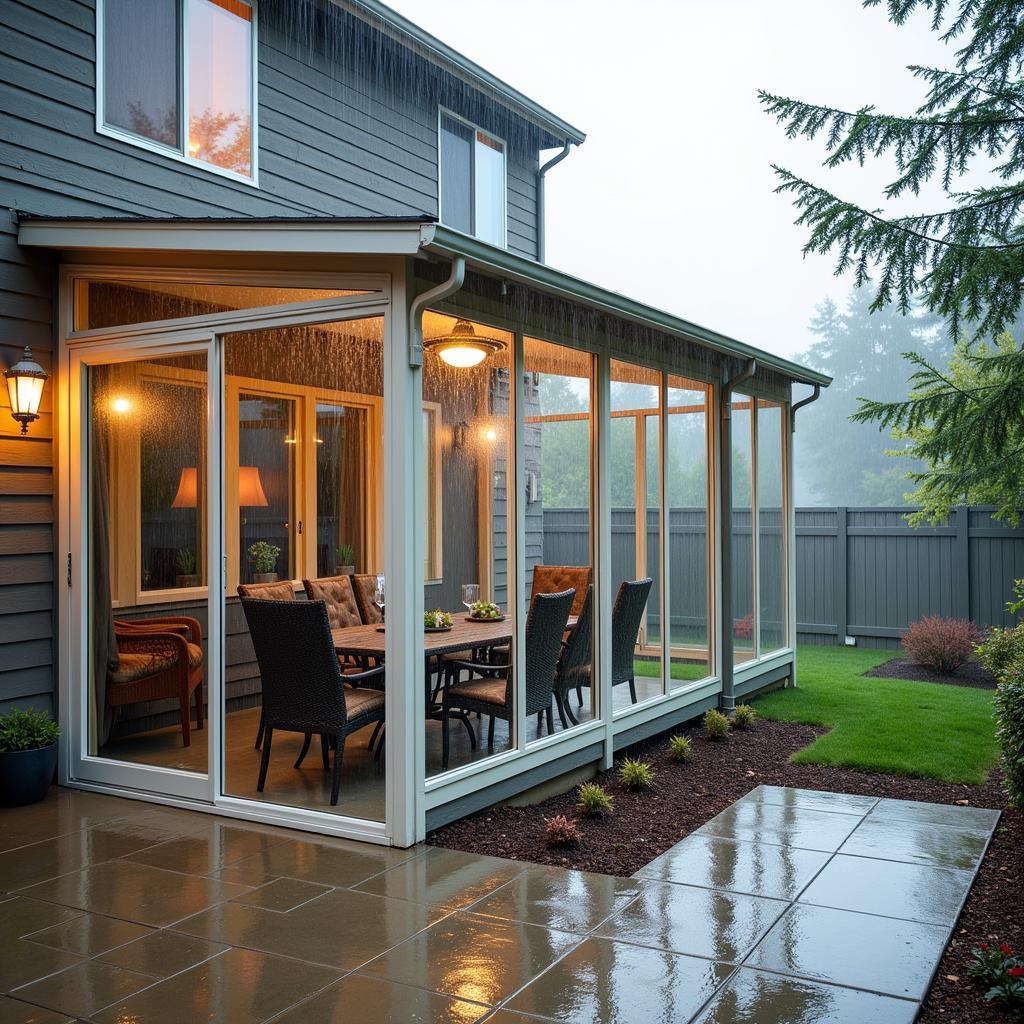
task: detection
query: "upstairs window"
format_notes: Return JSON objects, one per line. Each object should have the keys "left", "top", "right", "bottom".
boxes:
{"left": 439, "top": 112, "right": 506, "bottom": 247}
{"left": 100, "top": 0, "right": 256, "bottom": 182}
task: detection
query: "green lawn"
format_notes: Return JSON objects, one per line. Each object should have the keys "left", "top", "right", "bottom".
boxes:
{"left": 753, "top": 645, "right": 999, "bottom": 784}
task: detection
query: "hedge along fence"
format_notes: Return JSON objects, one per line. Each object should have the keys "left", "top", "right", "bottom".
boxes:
{"left": 541, "top": 507, "right": 1024, "bottom": 650}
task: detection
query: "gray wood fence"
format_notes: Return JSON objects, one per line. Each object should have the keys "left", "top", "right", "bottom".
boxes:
{"left": 542, "top": 506, "right": 1024, "bottom": 649}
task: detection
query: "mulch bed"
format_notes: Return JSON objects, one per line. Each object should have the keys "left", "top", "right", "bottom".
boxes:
{"left": 865, "top": 655, "right": 998, "bottom": 690}
{"left": 428, "top": 718, "right": 1021, "bottom": 1023}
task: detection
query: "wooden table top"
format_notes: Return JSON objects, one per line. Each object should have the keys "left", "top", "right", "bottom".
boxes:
{"left": 332, "top": 614, "right": 576, "bottom": 658}
{"left": 332, "top": 615, "right": 513, "bottom": 658}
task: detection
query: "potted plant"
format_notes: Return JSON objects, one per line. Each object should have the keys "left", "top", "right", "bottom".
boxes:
{"left": 0, "top": 707, "right": 60, "bottom": 806}
{"left": 335, "top": 543, "right": 355, "bottom": 576}
{"left": 175, "top": 547, "right": 199, "bottom": 588}
{"left": 248, "top": 541, "right": 282, "bottom": 584}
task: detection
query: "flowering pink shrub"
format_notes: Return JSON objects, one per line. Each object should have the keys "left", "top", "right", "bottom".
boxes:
{"left": 733, "top": 613, "right": 754, "bottom": 640}
{"left": 901, "top": 615, "right": 982, "bottom": 674}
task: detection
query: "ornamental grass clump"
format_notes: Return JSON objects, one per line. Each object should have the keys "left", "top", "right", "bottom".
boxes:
{"left": 0, "top": 707, "right": 60, "bottom": 752}
{"left": 704, "top": 708, "right": 730, "bottom": 740}
{"left": 732, "top": 704, "right": 757, "bottom": 730}
{"left": 902, "top": 615, "right": 981, "bottom": 674}
{"left": 577, "top": 782, "right": 614, "bottom": 817}
{"left": 543, "top": 814, "right": 582, "bottom": 848}
{"left": 618, "top": 758, "right": 654, "bottom": 790}
{"left": 668, "top": 735, "right": 692, "bottom": 762}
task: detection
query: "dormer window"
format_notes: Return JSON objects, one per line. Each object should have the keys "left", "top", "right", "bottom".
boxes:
{"left": 98, "top": 0, "right": 256, "bottom": 183}
{"left": 439, "top": 111, "right": 506, "bottom": 247}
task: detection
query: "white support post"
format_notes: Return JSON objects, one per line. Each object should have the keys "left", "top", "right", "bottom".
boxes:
{"left": 207, "top": 335, "right": 224, "bottom": 805}
{"left": 386, "top": 271, "right": 423, "bottom": 847}
{"left": 659, "top": 372, "right": 669, "bottom": 694}
{"left": 597, "top": 350, "right": 614, "bottom": 768}
{"left": 513, "top": 333, "right": 526, "bottom": 752}
{"left": 786, "top": 401, "right": 798, "bottom": 684}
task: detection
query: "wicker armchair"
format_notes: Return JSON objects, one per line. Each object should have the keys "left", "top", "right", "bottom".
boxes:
{"left": 531, "top": 565, "right": 592, "bottom": 617}
{"left": 240, "top": 598, "right": 385, "bottom": 806}
{"left": 351, "top": 574, "right": 383, "bottom": 624}
{"left": 107, "top": 616, "right": 204, "bottom": 747}
{"left": 440, "top": 589, "right": 573, "bottom": 769}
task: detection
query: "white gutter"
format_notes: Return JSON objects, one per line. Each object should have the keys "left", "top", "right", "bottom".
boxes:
{"left": 408, "top": 256, "right": 465, "bottom": 366}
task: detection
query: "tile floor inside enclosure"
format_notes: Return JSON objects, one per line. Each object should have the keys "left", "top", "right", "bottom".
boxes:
{"left": 0, "top": 784, "right": 999, "bottom": 1024}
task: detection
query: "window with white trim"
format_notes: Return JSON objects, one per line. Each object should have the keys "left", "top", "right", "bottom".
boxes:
{"left": 439, "top": 112, "right": 507, "bottom": 247}
{"left": 100, "top": 0, "right": 256, "bottom": 181}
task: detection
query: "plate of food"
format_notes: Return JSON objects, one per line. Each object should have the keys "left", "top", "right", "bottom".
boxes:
{"left": 424, "top": 609, "right": 453, "bottom": 632}
{"left": 466, "top": 600, "right": 505, "bottom": 622}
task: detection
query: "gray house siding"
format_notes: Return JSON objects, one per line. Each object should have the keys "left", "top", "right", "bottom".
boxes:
{"left": 0, "top": 0, "right": 553, "bottom": 714}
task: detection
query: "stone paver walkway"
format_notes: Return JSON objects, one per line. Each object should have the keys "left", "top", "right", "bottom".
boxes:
{"left": 0, "top": 785, "right": 998, "bottom": 1023}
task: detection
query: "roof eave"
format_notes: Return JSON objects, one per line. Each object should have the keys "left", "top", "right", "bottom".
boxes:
{"left": 419, "top": 224, "right": 832, "bottom": 388}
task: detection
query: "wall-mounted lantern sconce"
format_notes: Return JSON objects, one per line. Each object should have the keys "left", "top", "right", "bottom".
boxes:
{"left": 5, "top": 346, "right": 48, "bottom": 435}
{"left": 452, "top": 420, "right": 469, "bottom": 450}
{"left": 525, "top": 471, "right": 539, "bottom": 504}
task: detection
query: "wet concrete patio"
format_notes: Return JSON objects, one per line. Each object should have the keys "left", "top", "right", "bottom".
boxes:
{"left": 0, "top": 784, "right": 998, "bottom": 1023}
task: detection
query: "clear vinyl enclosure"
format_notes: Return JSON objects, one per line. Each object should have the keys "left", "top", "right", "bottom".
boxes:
{"left": 62, "top": 256, "right": 793, "bottom": 846}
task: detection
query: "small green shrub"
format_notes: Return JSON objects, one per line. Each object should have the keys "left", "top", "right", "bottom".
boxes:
{"left": 618, "top": 758, "right": 654, "bottom": 790}
{"left": 0, "top": 708, "right": 60, "bottom": 753}
{"left": 994, "top": 669, "right": 1024, "bottom": 810}
{"left": 544, "top": 814, "right": 582, "bottom": 847}
{"left": 704, "top": 708, "right": 730, "bottom": 740}
{"left": 733, "top": 704, "right": 757, "bottom": 730}
{"left": 577, "top": 782, "right": 614, "bottom": 817}
{"left": 175, "top": 547, "right": 196, "bottom": 575}
{"left": 336, "top": 543, "right": 355, "bottom": 566}
{"left": 247, "top": 541, "right": 281, "bottom": 575}
{"left": 668, "top": 735, "right": 692, "bottom": 762}
{"left": 976, "top": 623, "right": 1024, "bottom": 681}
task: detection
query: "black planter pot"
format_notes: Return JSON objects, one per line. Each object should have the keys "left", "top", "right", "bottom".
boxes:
{"left": 0, "top": 742, "right": 58, "bottom": 806}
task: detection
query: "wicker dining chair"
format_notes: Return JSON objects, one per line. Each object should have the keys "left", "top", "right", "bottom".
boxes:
{"left": 240, "top": 598, "right": 385, "bottom": 806}
{"left": 440, "top": 589, "right": 573, "bottom": 769}
{"left": 238, "top": 581, "right": 295, "bottom": 751}
{"left": 553, "top": 585, "right": 593, "bottom": 728}
{"left": 531, "top": 564, "right": 592, "bottom": 617}
{"left": 107, "top": 616, "right": 204, "bottom": 747}
{"left": 611, "top": 577, "right": 654, "bottom": 704}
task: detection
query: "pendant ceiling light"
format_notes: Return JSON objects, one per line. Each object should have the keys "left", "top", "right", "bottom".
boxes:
{"left": 424, "top": 319, "right": 504, "bottom": 368}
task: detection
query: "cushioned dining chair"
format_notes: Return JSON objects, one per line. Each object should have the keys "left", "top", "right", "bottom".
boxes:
{"left": 304, "top": 574, "right": 386, "bottom": 754}
{"left": 108, "top": 616, "right": 204, "bottom": 747}
{"left": 238, "top": 581, "right": 295, "bottom": 750}
{"left": 440, "top": 589, "right": 573, "bottom": 769}
{"left": 351, "top": 574, "right": 383, "bottom": 624}
{"left": 240, "top": 598, "right": 385, "bottom": 806}
{"left": 531, "top": 564, "right": 592, "bottom": 617}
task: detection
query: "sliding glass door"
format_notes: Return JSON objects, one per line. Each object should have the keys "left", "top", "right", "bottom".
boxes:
{"left": 70, "top": 339, "right": 216, "bottom": 801}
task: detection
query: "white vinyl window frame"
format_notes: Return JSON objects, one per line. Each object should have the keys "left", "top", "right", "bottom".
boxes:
{"left": 437, "top": 107, "right": 508, "bottom": 248}
{"left": 94, "top": 0, "right": 260, "bottom": 187}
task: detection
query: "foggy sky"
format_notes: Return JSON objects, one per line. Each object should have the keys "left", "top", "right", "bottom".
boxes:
{"left": 386, "top": 0, "right": 958, "bottom": 364}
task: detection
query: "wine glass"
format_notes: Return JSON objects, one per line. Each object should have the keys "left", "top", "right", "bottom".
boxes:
{"left": 462, "top": 583, "right": 480, "bottom": 616}
{"left": 374, "top": 574, "right": 385, "bottom": 622}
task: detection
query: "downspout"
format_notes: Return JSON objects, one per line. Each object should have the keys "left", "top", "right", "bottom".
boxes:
{"left": 536, "top": 140, "right": 572, "bottom": 263}
{"left": 408, "top": 256, "right": 466, "bottom": 366}
{"left": 790, "top": 383, "right": 821, "bottom": 429}
{"left": 719, "top": 358, "right": 757, "bottom": 714}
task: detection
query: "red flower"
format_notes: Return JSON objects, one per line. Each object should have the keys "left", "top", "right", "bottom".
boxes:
{"left": 1000, "top": 944, "right": 1014, "bottom": 955}
{"left": 1007, "top": 967, "right": 1024, "bottom": 978}
{"left": 978, "top": 944, "right": 990, "bottom": 951}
